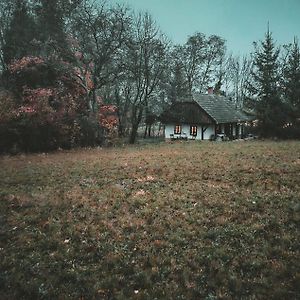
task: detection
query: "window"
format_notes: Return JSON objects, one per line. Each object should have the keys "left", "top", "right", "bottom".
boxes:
{"left": 190, "top": 125, "right": 197, "bottom": 136}
{"left": 174, "top": 125, "right": 181, "bottom": 134}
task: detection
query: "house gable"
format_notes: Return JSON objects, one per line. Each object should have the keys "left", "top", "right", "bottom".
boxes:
{"left": 160, "top": 101, "right": 214, "bottom": 125}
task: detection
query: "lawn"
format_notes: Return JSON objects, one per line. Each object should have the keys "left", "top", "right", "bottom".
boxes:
{"left": 0, "top": 141, "right": 299, "bottom": 299}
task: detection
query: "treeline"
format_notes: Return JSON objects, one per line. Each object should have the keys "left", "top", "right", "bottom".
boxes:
{"left": 0, "top": 0, "right": 299, "bottom": 152}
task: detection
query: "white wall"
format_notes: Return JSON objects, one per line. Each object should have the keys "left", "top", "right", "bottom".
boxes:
{"left": 165, "top": 124, "right": 215, "bottom": 140}
{"left": 236, "top": 124, "right": 243, "bottom": 137}
{"left": 232, "top": 125, "right": 236, "bottom": 136}
{"left": 165, "top": 123, "right": 246, "bottom": 140}
{"left": 239, "top": 124, "right": 243, "bottom": 137}
{"left": 165, "top": 124, "right": 176, "bottom": 138}
{"left": 203, "top": 125, "right": 215, "bottom": 140}
{"left": 221, "top": 124, "right": 225, "bottom": 133}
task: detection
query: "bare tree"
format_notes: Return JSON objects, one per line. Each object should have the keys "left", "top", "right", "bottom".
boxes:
{"left": 198, "top": 35, "right": 226, "bottom": 92}
{"left": 174, "top": 33, "right": 205, "bottom": 96}
{"left": 226, "top": 55, "right": 253, "bottom": 108}
{"left": 123, "top": 12, "right": 169, "bottom": 143}
{"left": 70, "top": 0, "right": 131, "bottom": 112}
{"left": 173, "top": 32, "right": 226, "bottom": 96}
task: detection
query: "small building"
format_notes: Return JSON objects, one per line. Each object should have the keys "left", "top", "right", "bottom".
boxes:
{"left": 161, "top": 93, "right": 252, "bottom": 141}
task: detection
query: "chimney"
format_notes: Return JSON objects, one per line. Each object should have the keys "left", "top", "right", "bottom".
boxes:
{"left": 207, "top": 87, "right": 214, "bottom": 94}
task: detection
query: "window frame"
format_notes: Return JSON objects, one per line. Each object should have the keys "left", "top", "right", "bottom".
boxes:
{"left": 190, "top": 125, "right": 197, "bottom": 136}
{"left": 174, "top": 125, "right": 181, "bottom": 134}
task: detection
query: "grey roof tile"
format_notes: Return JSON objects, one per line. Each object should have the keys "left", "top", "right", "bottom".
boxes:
{"left": 161, "top": 94, "right": 253, "bottom": 125}
{"left": 193, "top": 94, "right": 252, "bottom": 123}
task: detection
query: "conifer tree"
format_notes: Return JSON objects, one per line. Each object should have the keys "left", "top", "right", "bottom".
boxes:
{"left": 284, "top": 38, "right": 300, "bottom": 116}
{"left": 34, "top": 0, "right": 74, "bottom": 60}
{"left": 3, "top": 0, "right": 36, "bottom": 64}
{"left": 36, "top": 0, "right": 65, "bottom": 42}
{"left": 252, "top": 29, "right": 288, "bottom": 136}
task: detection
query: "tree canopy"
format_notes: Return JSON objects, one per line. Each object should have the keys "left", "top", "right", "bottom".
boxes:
{"left": 0, "top": 0, "right": 299, "bottom": 152}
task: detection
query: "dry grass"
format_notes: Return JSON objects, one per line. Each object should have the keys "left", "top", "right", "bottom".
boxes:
{"left": 0, "top": 141, "right": 300, "bottom": 299}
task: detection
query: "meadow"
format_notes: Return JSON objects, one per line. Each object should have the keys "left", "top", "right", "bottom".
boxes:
{"left": 0, "top": 141, "right": 299, "bottom": 299}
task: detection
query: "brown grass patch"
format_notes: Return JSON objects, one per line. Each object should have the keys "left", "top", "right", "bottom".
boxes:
{"left": 0, "top": 141, "right": 299, "bottom": 299}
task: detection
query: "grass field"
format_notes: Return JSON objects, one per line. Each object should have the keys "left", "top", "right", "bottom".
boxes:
{"left": 0, "top": 141, "right": 300, "bottom": 299}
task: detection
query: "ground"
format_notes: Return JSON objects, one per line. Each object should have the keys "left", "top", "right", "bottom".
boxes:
{"left": 0, "top": 141, "right": 299, "bottom": 299}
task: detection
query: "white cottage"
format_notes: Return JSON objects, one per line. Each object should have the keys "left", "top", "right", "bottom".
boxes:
{"left": 161, "top": 94, "right": 252, "bottom": 141}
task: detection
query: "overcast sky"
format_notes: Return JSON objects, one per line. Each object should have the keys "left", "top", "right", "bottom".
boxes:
{"left": 114, "top": 0, "right": 300, "bottom": 56}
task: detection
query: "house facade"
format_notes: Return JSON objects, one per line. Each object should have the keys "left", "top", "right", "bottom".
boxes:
{"left": 161, "top": 94, "right": 252, "bottom": 141}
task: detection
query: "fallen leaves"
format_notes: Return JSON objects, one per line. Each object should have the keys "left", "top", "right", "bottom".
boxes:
{"left": 134, "top": 189, "right": 147, "bottom": 197}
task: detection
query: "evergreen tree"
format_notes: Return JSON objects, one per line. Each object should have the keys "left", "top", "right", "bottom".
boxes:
{"left": 284, "top": 38, "right": 300, "bottom": 116}
{"left": 34, "top": 0, "right": 71, "bottom": 59}
{"left": 252, "top": 29, "right": 288, "bottom": 136}
{"left": 36, "top": 0, "right": 65, "bottom": 42}
{"left": 3, "top": 0, "right": 36, "bottom": 64}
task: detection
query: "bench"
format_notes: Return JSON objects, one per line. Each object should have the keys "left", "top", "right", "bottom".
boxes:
{"left": 170, "top": 133, "right": 188, "bottom": 140}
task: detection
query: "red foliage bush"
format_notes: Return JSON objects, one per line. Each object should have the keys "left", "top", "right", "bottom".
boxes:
{"left": 0, "top": 55, "right": 99, "bottom": 152}
{"left": 99, "top": 105, "right": 119, "bottom": 130}
{"left": 8, "top": 56, "right": 45, "bottom": 73}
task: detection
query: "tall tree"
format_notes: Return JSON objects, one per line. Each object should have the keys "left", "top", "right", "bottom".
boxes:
{"left": 227, "top": 55, "right": 253, "bottom": 108}
{"left": 199, "top": 34, "right": 226, "bottom": 92}
{"left": 284, "top": 38, "right": 300, "bottom": 116}
{"left": 124, "top": 12, "right": 168, "bottom": 143}
{"left": 0, "top": 0, "right": 15, "bottom": 71}
{"left": 179, "top": 33, "right": 205, "bottom": 96}
{"left": 168, "top": 56, "right": 189, "bottom": 102}
{"left": 70, "top": 0, "right": 130, "bottom": 112}
{"left": 174, "top": 32, "right": 226, "bottom": 96}
{"left": 251, "top": 29, "right": 288, "bottom": 136}
{"left": 2, "top": 0, "right": 36, "bottom": 65}
{"left": 36, "top": 0, "right": 64, "bottom": 40}
{"left": 34, "top": 0, "right": 79, "bottom": 60}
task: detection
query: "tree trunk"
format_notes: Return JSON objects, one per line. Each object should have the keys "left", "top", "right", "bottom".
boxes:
{"left": 129, "top": 106, "right": 143, "bottom": 144}
{"left": 143, "top": 125, "right": 148, "bottom": 138}
{"left": 129, "top": 122, "right": 139, "bottom": 144}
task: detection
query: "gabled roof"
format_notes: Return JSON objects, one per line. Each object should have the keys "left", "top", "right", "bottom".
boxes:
{"left": 161, "top": 94, "right": 253, "bottom": 125}
{"left": 193, "top": 94, "right": 251, "bottom": 124}
{"left": 160, "top": 101, "right": 213, "bottom": 125}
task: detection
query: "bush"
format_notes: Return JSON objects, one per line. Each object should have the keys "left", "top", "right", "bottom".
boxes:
{"left": 0, "top": 119, "right": 61, "bottom": 153}
{"left": 77, "top": 116, "right": 102, "bottom": 147}
{"left": 0, "top": 55, "right": 105, "bottom": 153}
{"left": 0, "top": 115, "right": 105, "bottom": 154}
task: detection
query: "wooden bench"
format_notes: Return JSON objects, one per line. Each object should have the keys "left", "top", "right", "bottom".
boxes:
{"left": 170, "top": 133, "right": 188, "bottom": 140}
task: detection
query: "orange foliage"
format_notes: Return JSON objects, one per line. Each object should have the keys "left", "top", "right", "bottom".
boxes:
{"left": 8, "top": 56, "right": 45, "bottom": 73}
{"left": 99, "top": 105, "right": 119, "bottom": 130}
